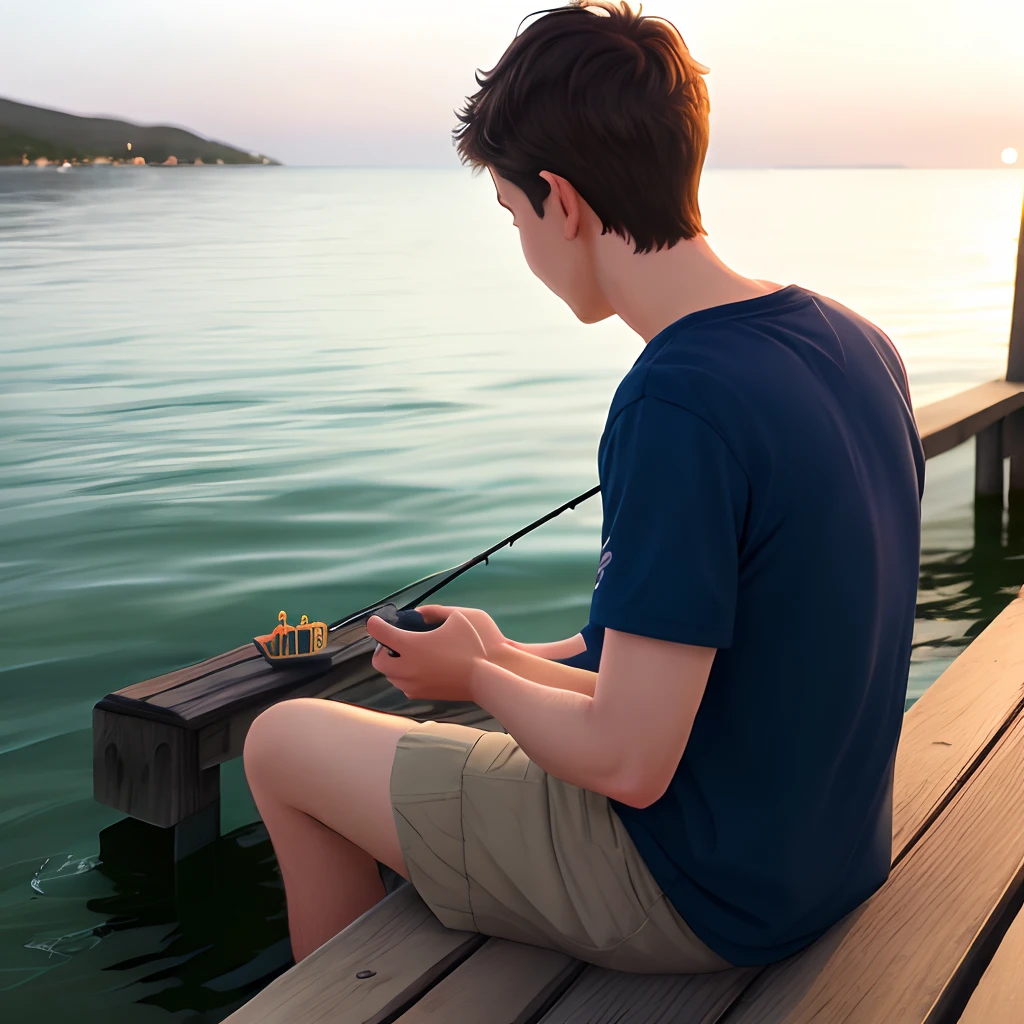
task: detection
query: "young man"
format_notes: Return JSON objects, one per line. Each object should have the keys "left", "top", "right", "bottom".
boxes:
{"left": 243, "top": 0, "right": 925, "bottom": 973}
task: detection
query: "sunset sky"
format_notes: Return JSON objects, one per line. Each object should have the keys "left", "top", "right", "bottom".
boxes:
{"left": 3, "top": 0, "right": 1022, "bottom": 168}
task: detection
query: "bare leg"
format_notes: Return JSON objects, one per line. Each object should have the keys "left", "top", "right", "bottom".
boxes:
{"left": 243, "top": 697, "right": 415, "bottom": 962}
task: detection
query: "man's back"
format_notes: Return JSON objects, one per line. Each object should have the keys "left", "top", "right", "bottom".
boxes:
{"left": 587, "top": 284, "right": 926, "bottom": 965}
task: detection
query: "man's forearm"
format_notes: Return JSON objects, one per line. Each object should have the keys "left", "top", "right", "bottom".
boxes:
{"left": 488, "top": 642, "right": 597, "bottom": 696}
{"left": 469, "top": 658, "right": 627, "bottom": 799}
{"left": 506, "top": 633, "right": 586, "bottom": 660}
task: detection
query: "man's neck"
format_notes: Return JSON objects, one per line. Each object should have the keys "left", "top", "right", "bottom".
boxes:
{"left": 594, "top": 233, "right": 784, "bottom": 343}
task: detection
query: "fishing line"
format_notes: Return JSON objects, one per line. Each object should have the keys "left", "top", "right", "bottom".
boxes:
{"left": 328, "top": 484, "right": 601, "bottom": 631}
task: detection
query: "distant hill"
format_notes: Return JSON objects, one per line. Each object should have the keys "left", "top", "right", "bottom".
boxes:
{"left": 0, "top": 96, "right": 279, "bottom": 165}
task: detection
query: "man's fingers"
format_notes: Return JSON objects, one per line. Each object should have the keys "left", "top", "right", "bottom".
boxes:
{"left": 416, "top": 604, "right": 451, "bottom": 624}
{"left": 366, "top": 614, "right": 405, "bottom": 651}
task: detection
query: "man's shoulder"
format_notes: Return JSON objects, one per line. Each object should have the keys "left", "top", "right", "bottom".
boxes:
{"left": 603, "top": 285, "right": 907, "bottom": 442}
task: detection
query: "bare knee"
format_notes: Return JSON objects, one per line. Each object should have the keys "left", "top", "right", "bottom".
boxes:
{"left": 244, "top": 698, "right": 319, "bottom": 792}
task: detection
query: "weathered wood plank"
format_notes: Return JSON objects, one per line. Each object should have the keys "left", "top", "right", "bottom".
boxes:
{"left": 718, "top": 693, "right": 1024, "bottom": 1022}
{"left": 141, "top": 639, "right": 375, "bottom": 723}
{"left": 112, "top": 642, "right": 257, "bottom": 702}
{"left": 93, "top": 707, "right": 219, "bottom": 827}
{"left": 222, "top": 884, "right": 486, "bottom": 1024}
{"left": 194, "top": 657, "right": 501, "bottom": 772}
{"left": 916, "top": 378, "right": 1024, "bottom": 459}
{"left": 890, "top": 590, "right": 1024, "bottom": 854}
{"left": 95, "top": 636, "right": 501, "bottom": 821}
{"left": 538, "top": 965, "right": 758, "bottom": 1024}
{"left": 958, "top": 898, "right": 1024, "bottom": 1023}
{"left": 395, "top": 939, "right": 582, "bottom": 1023}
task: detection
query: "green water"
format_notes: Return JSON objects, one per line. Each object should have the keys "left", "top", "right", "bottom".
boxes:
{"left": 1, "top": 166, "right": 1023, "bottom": 1021}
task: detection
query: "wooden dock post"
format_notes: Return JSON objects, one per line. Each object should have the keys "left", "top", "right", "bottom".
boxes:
{"left": 1005, "top": 195, "right": 1024, "bottom": 506}
{"left": 976, "top": 421, "right": 1004, "bottom": 498}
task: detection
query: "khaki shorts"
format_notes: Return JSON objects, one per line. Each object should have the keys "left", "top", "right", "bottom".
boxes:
{"left": 390, "top": 720, "right": 733, "bottom": 974}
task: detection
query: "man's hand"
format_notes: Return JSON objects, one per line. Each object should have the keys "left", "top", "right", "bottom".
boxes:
{"left": 468, "top": 628, "right": 716, "bottom": 808}
{"left": 416, "top": 604, "right": 508, "bottom": 657}
{"left": 366, "top": 608, "right": 488, "bottom": 702}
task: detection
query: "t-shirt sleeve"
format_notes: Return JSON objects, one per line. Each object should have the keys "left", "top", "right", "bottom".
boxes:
{"left": 589, "top": 396, "right": 749, "bottom": 649}
{"left": 554, "top": 620, "right": 605, "bottom": 672}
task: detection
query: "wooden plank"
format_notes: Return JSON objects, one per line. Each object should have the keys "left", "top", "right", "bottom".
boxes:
{"left": 95, "top": 657, "right": 498, "bottom": 821}
{"left": 890, "top": 589, "right": 1024, "bottom": 854}
{"left": 109, "top": 614, "right": 376, "bottom": 713}
{"left": 112, "top": 643, "right": 258, "bottom": 702}
{"left": 222, "top": 884, "right": 486, "bottom": 1024}
{"left": 959, "top": 899, "right": 1024, "bottom": 1023}
{"left": 716, "top": 685, "right": 1024, "bottom": 1022}
{"left": 915, "top": 378, "right": 1024, "bottom": 459}
{"left": 141, "top": 640, "right": 376, "bottom": 723}
{"left": 194, "top": 660, "right": 501, "bottom": 772}
{"left": 1005, "top": 196, "right": 1024, "bottom": 382}
{"left": 395, "top": 939, "right": 582, "bottom": 1023}
{"left": 538, "top": 965, "right": 758, "bottom": 1024}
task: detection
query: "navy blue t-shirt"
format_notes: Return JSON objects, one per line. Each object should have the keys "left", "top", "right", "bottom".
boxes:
{"left": 564, "top": 285, "right": 924, "bottom": 967}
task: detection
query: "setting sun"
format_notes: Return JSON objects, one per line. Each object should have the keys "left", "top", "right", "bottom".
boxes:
{"left": 1003, "top": 147, "right": 1019, "bottom": 165}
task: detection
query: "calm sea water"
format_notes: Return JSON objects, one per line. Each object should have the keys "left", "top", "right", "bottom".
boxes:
{"left": 1, "top": 166, "right": 1023, "bottom": 1021}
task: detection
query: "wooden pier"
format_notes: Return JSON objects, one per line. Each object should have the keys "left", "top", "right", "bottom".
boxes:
{"left": 220, "top": 590, "right": 1024, "bottom": 1023}
{"left": 93, "top": 197, "right": 1024, "bottom": 1021}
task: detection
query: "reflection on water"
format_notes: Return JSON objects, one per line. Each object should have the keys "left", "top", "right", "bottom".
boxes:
{"left": 0, "top": 166, "right": 1022, "bottom": 1020}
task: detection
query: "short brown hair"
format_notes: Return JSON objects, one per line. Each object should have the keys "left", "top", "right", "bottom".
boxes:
{"left": 452, "top": 1, "right": 710, "bottom": 255}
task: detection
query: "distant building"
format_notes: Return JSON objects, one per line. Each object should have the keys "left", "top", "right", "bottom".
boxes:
{"left": 163, "top": 155, "right": 178, "bottom": 166}
{"left": 194, "top": 157, "right": 203, "bottom": 165}
{"left": 132, "top": 156, "right": 146, "bottom": 165}
{"left": 34, "top": 157, "right": 48, "bottom": 167}
{"left": 93, "top": 157, "right": 112, "bottom": 165}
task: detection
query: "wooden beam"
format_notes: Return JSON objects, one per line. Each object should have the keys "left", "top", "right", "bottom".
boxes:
{"left": 915, "top": 378, "right": 1024, "bottom": 460}
{"left": 93, "top": 706, "right": 219, "bottom": 828}
{"left": 93, "top": 641, "right": 501, "bottom": 824}
{"left": 537, "top": 965, "right": 758, "bottom": 1024}
{"left": 976, "top": 421, "right": 1004, "bottom": 497}
{"left": 394, "top": 940, "right": 582, "bottom": 1023}
{"left": 1006, "top": 408, "right": 1024, "bottom": 499}
{"left": 1005, "top": 196, "right": 1024, "bottom": 382}
{"left": 889, "top": 591, "right": 1024, "bottom": 854}
{"left": 222, "top": 884, "right": 486, "bottom": 1024}
{"left": 959, "top": 900, "right": 1024, "bottom": 1022}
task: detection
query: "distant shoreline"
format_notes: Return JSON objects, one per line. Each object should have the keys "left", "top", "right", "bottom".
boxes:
{"left": 0, "top": 95, "right": 279, "bottom": 167}
{"left": 9, "top": 155, "right": 272, "bottom": 168}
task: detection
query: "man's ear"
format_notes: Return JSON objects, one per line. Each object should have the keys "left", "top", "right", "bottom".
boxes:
{"left": 539, "top": 170, "right": 581, "bottom": 241}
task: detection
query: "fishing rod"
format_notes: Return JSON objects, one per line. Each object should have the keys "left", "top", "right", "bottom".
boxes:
{"left": 328, "top": 484, "right": 601, "bottom": 632}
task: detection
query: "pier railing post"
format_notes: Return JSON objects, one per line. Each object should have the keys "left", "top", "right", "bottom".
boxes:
{"left": 1004, "top": 195, "right": 1024, "bottom": 384}
{"left": 976, "top": 422, "right": 1004, "bottom": 498}
{"left": 1004, "top": 194, "right": 1024, "bottom": 507}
